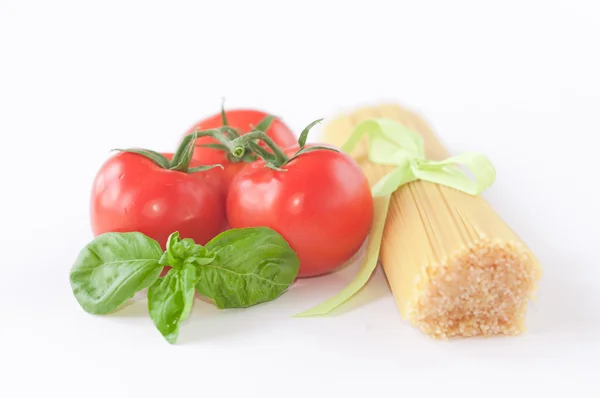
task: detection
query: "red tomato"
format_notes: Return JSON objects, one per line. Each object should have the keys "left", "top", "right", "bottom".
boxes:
{"left": 90, "top": 152, "right": 226, "bottom": 250}
{"left": 226, "top": 145, "right": 374, "bottom": 278}
{"left": 184, "top": 109, "right": 297, "bottom": 192}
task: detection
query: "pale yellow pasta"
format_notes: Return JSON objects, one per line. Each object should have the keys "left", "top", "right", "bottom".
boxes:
{"left": 323, "top": 104, "right": 542, "bottom": 338}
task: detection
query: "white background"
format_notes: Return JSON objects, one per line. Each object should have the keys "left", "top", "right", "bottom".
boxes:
{"left": 1, "top": 0, "right": 599, "bottom": 396}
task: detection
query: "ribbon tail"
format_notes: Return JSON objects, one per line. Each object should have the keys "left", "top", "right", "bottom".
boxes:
{"left": 294, "top": 195, "right": 391, "bottom": 317}
{"left": 371, "top": 166, "right": 417, "bottom": 197}
{"left": 340, "top": 121, "right": 372, "bottom": 154}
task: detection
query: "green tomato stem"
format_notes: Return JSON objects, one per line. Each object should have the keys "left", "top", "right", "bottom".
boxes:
{"left": 174, "top": 128, "right": 238, "bottom": 172}
{"left": 231, "top": 131, "right": 289, "bottom": 167}
{"left": 180, "top": 128, "right": 238, "bottom": 156}
{"left": 219, "top": 127, "right": 274, "bottom": 163}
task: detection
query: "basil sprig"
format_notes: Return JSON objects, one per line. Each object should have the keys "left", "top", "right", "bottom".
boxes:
{"left": 69, "top": 227, "right": 300, "bottom": 344}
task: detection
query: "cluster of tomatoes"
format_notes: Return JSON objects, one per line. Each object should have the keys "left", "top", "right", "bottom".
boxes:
{"left": 90, "top": 109, "right": 373, "bottom": 277}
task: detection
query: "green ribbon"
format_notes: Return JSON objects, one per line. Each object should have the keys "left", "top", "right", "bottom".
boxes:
{"left": 342, "top": 118, "right": 496, "bottom": 197}
{"left": 295, "top": 118, "right": 496, "bottom": 317}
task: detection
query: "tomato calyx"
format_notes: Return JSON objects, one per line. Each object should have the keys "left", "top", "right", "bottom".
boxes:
{"left": 217, "top": 114, "right": 281, "bottom": 165}
{"left": 195, "top": 139, "right": 258, "bottom": 163}
{"left": 115, "top": 128, "right": 237, "bottom": 173}
{"left": 189, "top": 105, "right": 281, "bottom": 166}
{"left": 177, "top": 109, "right": 339, "bottom": 172}
{"left": 283, "top": 118, "right": 336, "bottom": 164}
{"left": 230, "top": 117, "right": 339, "bottom": 170}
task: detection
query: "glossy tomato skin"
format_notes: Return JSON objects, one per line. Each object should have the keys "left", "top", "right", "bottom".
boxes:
{"left": 226, "top": 146, "right": 374, "bottom": 278}
{"left": 90, "top": 152, "right": 226, "bottom": 250}
{"left": 185, "top": 109, "right": 297, "bottom": 192}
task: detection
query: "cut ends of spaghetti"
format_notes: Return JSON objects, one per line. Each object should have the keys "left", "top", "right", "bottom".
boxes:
{"left": 406, "top": 239, "right": 542, "bottom": 339}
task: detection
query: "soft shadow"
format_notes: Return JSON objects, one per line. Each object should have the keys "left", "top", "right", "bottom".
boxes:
{"left": 286, "top": 242, "right": 392, "bottom": 317}
{"left": 325, "top": 265, "right": 391, "bottom": 317}
{"left": 109, "top": 291, "right": 149, "bottom": 318}
{"left": 176, "top": 301, "right": 280, "bottom": 344}
{"left": 526, "top": 268, "right": 600, "bottom": 337}
{"left": 105, "top": 288, "right": 292, "bottom": 343}
{"left": 175, "top": 259, "right": 387, "bottom": 344}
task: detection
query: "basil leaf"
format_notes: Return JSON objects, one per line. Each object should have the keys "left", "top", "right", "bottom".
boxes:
{"left": 69, "top": 232, "right": 163, "bottom": 315}
{"left": 148, "top": 265, "right": 197, "bottom": 344}
{"left": 158, "top": 232, "right": 214, "bottom": 270}
{"left": 196, "top": 227, "right": 300, "bottom": 309}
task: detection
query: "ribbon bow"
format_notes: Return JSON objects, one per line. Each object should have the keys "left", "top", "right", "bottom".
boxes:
{"left": 343, "top": 118, "right": 496, "bottom": 197}
{"left": 295, "top": 118, "right": 496, "bottom": 317}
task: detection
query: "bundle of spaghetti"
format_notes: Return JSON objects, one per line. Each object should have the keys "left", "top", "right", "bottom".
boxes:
{"left": 322, "top": 103, "right": 542, "bottom": 338}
